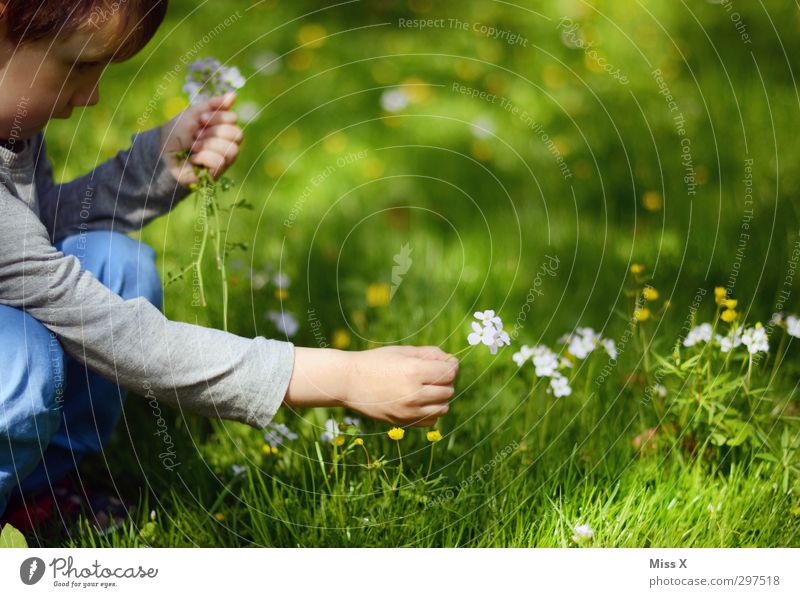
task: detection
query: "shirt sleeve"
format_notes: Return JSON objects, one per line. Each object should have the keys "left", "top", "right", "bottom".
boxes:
{"left": 0, "top": 189, "right": 296, "bottom": 430}
{"left": 35, "top": 127, "right": 192, "bottom": 243}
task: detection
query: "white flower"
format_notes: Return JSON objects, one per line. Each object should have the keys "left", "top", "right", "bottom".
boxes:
{"left": 264, "top": 422, "right": 298, "bottom": 447}
{"left": 237, "top": 101, "right": 260, "bottom": 124}
{"left": 343, "top": 416, "right": 360, "bottom": 428}
{"left": 380, "top": 88, "right": 408, "bottom": 112}
{"left": 468, "top": 321, "right": 495, "bottom": 347}
{"left": 560, "top": 327, "right": 603, "bottom": 359}
{"left": 468, "top": 311, "right": 510, "bottom": 355}
{"left": 474, "top": 309, "right": 502, "bottom": 328}
{"left": 273, "top": 272, "right": 291, "bottom": 289}
{"left": 231, "top": 464, "right": 247, "bottom": 476}
{"left": 320, "top": 418, "right": 341, "bottom": 443}
{"left": 532, "top": 349, "right": 560, "bottom": 377}
{"left": 717, "top": 329, "right": 743, "bottom": 353}
{"left": 470, "top": 116, "right": 496, "bottom": 139}
{"left": 549, "top": 374, "right": 572, "bottom": 397}
{"left": 652, "top": 384, "right": 667, "bottom": 398}
{"left": 267, "top": 310, "right": 299, "bottom": 337}
{"left": 183, "top": 57, "right": 245, "bottom": 105}
{"left": 572, "top": 523, "right": 593, "bottom": 542}
{"left": 683, "top": 323, "right": 713, "bottom": 347}
{"left": 786, "top": 315, "right": 800, "bottom": 338}
{"left": 512, "top": 344, "right": 535, "bottom": 367}
{"left": 252, "top": 50, "right": 281, "bottom": 75}
{"left": 741, "top": 325, "right": 769, "bottom": 354}
{"left": 487, "top": 327, "right": 511, "bottom": 355}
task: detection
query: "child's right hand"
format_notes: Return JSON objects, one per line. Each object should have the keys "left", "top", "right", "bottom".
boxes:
{"left": 343, "top": 346, "right": 459, "bottom": 427}
{"left": 283, "top": 345, "right": 459, "bottom": 428}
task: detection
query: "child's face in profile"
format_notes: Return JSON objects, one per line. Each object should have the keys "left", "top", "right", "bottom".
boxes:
{"left": 0, "top": 18, "right": 120, "bottom": 140}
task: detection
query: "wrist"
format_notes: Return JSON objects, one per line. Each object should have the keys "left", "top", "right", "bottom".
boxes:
{"left": 283, "top": 347, "right": 352, "bottom": 409}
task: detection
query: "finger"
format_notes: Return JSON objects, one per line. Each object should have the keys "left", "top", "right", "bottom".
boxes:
{"left": 190, "top": 137, "right": 240, "bottom": 163}
{"left": 202, "top": 92, "right": 237, "bottom": 112}
{"left": 195, "top": 124, "right": 243, "bottom": 143}
{"left": 199, "top": 110, "right": 238, "bottom": 127}
{"left": 189, "top": 150, "right": 225, "bottom": 177}
{"left": 417, "top": 384, "right": 455, "bottom": 404}
{"left": 415, "top": 359, "right": 458, "bottom": 385}
{"left": 419, "top": 402, "right": 450, "bottom": 420}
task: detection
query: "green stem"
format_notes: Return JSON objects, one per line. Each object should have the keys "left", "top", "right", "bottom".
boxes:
{"left": 425, "top": 443, "right": 435, "bottom": 481}
{"left": 392, "top": 441, "right": 403, "bottom": 491}
{"left": 769, "top": 329, "right": 788, "bottom": 387}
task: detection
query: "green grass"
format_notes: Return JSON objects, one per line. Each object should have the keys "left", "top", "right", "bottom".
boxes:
{"left": 21, "top": 0, "right": 800, "bottom": 546}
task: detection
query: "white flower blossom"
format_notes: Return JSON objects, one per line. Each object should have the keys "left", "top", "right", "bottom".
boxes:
{"left": 380, "top": 88, "right": 408, "bottom": 112}
{"left": 470, "top": 116, "right": 496, "bottom": 139}
{"left": 741, "top": 325, "right": 769, "bottom": 354}
{"left": 320, "top": 418, "right": 341, "bottom": 443}
{"left": 264, "top": 422, "right": 298, "bottom": 448}
{"left": 717, "top": 329, "right": 743, "bottom": 353}
{"left": 273, "top": 272, "right": 291, "bottom": 289}
{"left": 512, "top": 344, "right": 536, "bottom": 367}
{"left": 549, "top": 374, "right": 572, "bottom": 397}
{"left": 786, "top": 315, "right": 800, "bottom": 338}
{"left": 468, "top": 311, "right": 510, "bottom": 355}
{"left": 572, "top": 523, "right": 594, "bottom": 542}
{"left": 683, "top": 323, "right": 713, "bottom": 347}
{"left": 183, "top": 57, "right": 245, "bottom": 105}
{"left": 267, "top": 310, "right": 299, "bottom": 337}
{"left": 252, "top": 50, "right": 281, "bottom": 76}
{"left": 231, "top": 464, "right": 247, "bottom": 476}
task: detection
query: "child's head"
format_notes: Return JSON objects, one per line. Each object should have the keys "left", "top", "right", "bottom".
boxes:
{"left": 0, "top": 0, "right": 167, "bottom": 141}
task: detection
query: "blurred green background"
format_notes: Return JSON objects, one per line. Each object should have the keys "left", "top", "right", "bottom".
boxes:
{"left": 44, "top": 0, "right": 800, "bottom": 349}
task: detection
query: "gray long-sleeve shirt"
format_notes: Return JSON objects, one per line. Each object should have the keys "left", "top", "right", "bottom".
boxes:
{"left": 0, "top": 127, "right": 295, "bottom": 429}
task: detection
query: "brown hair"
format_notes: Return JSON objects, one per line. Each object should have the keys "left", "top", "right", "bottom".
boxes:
{"left": 1, "top": 0, "right": 168, "bottom": 61}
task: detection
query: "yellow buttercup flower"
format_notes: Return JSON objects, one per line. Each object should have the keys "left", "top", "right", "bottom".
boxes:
{"left": 642, "top": 286, "right": 659, "bottom": 301}
{"left": 427, "top": 430, "right": 442, "bottom": 443}
{"left": 214, "top": 512, "right": 225, "bottom": 522}
{"left": 366, "top": 282, "right": 391, "bottom": 307}
{"left": 721, "top": 309, "right": 738, "bottom": 323}
{"left": 714, "top": 286, "right": 727, "bottom": 305}
{"left": 388, "top": 427, "right": 405, "bottom": 441}
{"left": 634, "top": 307, "right": 651, "bottom": 322}
{"left": 275, "top": 288, "right": 289, "bottom": 300}
{"left": 724, "top": 299, "right": 738, "bottom": 309}
{"left": 262, "top": 444, "right": 272, "bottom": 455}
{"left": 630, "top": 264, "right": 645, "bottom": 275}
{"left": 333, "top": 435, "right": 346, "bottom": 447}
{"left": 354, "top": 437, "right": 364, "bottom": 446}
{"left": 332, "top": 328, "right": 351, "bottom": 349}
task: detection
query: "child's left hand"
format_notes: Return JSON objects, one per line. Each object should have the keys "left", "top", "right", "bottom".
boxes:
{"left": 159, "top": 92, "right": 242, "bottom": 186}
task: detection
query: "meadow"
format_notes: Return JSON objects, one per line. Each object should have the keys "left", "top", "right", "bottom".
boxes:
{"left": 17, "top": 0, "right": 800, "bottom": 547}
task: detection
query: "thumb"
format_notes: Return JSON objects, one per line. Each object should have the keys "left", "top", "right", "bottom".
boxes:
{"left": 206, "top": 92, "right": 237, "bottom": 111}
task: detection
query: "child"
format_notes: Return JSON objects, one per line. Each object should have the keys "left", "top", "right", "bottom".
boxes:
{"left": 0, "top": 0, "right": 458, "bottom": 532}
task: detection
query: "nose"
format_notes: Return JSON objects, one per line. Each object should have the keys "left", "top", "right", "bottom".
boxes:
{"left": 70, "top": 84, "right": 100, "bottom": 108}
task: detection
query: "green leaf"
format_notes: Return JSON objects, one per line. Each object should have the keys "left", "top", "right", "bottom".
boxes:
{"left": 0, "top": 523, "right": 28, "bottom": 548}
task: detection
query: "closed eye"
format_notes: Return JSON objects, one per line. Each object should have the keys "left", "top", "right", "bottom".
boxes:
{"left": 75, "top": 61, "right": 103, "bottom": 72}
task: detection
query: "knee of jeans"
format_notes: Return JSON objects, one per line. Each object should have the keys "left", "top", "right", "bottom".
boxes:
{"left": 61, "top": 230, "right": 163, "bottom": 309}
{"left": 0, "top": 306, "right": 66, "bottom": 440}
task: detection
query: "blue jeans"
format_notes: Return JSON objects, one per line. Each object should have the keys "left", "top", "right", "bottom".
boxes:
{"left": 0, "top": 230, "right": 162, "bottom": 517}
